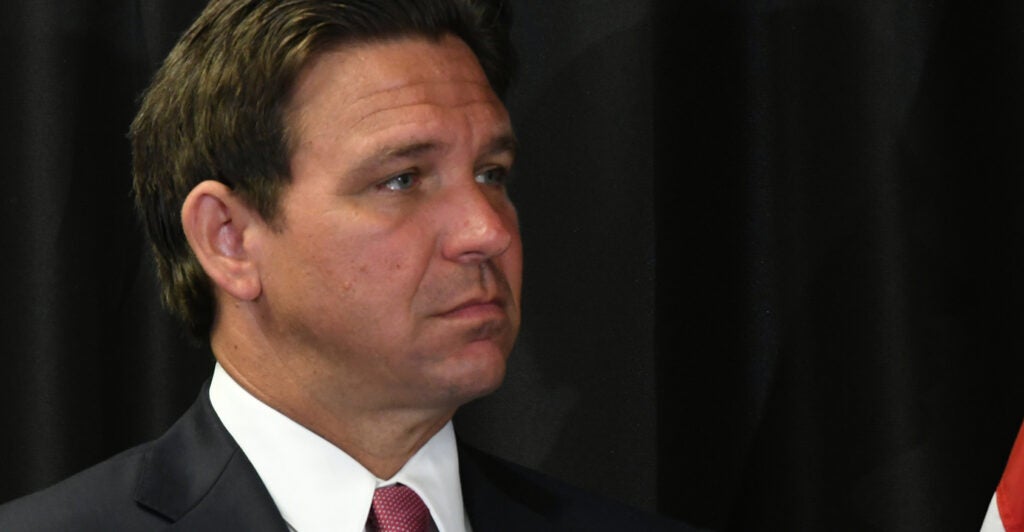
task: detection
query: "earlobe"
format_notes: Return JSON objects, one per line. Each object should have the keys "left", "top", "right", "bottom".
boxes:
{"left": 181, "top": 181, "right": 263, "bottom": 301}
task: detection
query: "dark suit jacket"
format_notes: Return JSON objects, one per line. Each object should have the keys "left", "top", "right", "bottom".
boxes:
{"left": 0, "top": 385, "right": 696, "bottom": 531}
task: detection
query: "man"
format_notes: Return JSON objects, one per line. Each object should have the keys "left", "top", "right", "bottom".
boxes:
{"left": 0, "top": 1, "right": 692, "bottom": 530}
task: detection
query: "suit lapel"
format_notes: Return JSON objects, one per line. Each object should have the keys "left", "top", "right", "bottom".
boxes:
{"left": 133, "top": 383, "right": 288, "bottom": 531}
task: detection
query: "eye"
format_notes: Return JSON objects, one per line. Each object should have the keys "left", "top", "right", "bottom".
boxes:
{"left": 378, "top": 172, "right": 417, "bottom": 192}
{"left": 475, "top": 167, "right": 509, "bottom": 187}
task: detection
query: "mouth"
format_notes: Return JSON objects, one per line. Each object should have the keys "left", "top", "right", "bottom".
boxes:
{"left": 438, "top": 296, "right": 507, "bottom": 320}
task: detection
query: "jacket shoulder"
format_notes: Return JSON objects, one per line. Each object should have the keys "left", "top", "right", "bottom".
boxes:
{"left": 0, "top": 383, "right": 286, "bottom": 532}
{"left": 0, "top": 443, "right": 169, "bottom": 531}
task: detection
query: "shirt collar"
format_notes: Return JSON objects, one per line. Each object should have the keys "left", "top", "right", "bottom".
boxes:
{"left": 209, "top": 363, "right": 468, "bottom": 532}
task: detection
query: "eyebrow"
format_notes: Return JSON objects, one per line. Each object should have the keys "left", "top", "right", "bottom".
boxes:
{"left": 352, "top": 130, "right": 518, "bottom": 176}
{"left": 483, "top": 131, "right": 518, "bottom": 160}
{"left": 378, "top": 141, "right": 442, "bottom": 162}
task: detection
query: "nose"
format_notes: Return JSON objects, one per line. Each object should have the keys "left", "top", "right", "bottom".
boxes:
{"left": 440, "top": 183, "right": 516, "bottom": 264}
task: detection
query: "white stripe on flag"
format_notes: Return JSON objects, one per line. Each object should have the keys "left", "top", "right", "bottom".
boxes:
{"left": 982, "top": 492, "right": 1006, "bottom": 532}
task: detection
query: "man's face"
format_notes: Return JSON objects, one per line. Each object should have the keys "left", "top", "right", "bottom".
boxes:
{"left": 253, "top": 35, "right": 521, "bottom": 413}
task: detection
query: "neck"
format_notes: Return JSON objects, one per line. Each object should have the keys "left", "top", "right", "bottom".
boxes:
{"left": 211, "top": 320, "right": 455, "bottom": 479}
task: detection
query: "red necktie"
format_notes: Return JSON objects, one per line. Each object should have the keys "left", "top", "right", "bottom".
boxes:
{"left": 366, "top": 484, "right": 432, "bottom": 532}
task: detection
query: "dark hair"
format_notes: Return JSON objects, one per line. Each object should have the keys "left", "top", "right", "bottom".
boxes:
{"left": 130, "top": 0, "right": 515, "bottom": 340}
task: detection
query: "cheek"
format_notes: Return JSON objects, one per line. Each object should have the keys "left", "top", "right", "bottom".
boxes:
{"left": 339, "top": 228, "right": 435, "bottom": 303}
{"left": 275, "top": 208, "right": 437, "bottom": 318}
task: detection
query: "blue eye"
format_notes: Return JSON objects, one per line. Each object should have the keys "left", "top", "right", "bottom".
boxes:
{"left": 475, "top": 167, "right": 509, "bottom": 186}
{"left": 379, "top": 173, "right": 416, "bottom": 191}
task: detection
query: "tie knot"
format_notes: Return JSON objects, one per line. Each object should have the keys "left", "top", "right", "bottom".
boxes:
{"left": 367, "top": 484, "right": 432, "bottom": 532}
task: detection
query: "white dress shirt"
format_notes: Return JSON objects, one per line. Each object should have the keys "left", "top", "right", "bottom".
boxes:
{"left": 209, "top": 363, "right": 471, "bottom": 532}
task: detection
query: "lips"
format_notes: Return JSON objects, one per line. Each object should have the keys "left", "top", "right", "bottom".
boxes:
{"left": 438, "top": 296, "right": 506, "bottom": 319}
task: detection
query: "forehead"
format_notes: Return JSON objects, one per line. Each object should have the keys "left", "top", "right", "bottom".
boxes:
{"left": 286, "top": 35, "right": 509, "bottom": 149}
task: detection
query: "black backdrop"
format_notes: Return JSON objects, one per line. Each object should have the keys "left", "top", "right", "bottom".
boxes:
{"left": 2, "top": 1, "right": 1022, "bottom": 530}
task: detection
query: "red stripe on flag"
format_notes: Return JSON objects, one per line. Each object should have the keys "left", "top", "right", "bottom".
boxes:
{"left": 998, "top": 421, "right": 1024, "bottom": 531}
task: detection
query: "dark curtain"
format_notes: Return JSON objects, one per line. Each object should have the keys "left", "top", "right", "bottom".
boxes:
{"left": 1, "top": 1, "right": 1021, "bottom": 530}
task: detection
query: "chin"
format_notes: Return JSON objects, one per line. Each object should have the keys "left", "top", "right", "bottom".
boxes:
{"left": 438, "top": 344, "right": 509, "bottom": 406}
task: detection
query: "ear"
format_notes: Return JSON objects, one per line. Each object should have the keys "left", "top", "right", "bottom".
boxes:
{"left": 181, "top": 180, "right": 263, "bottom": 302}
